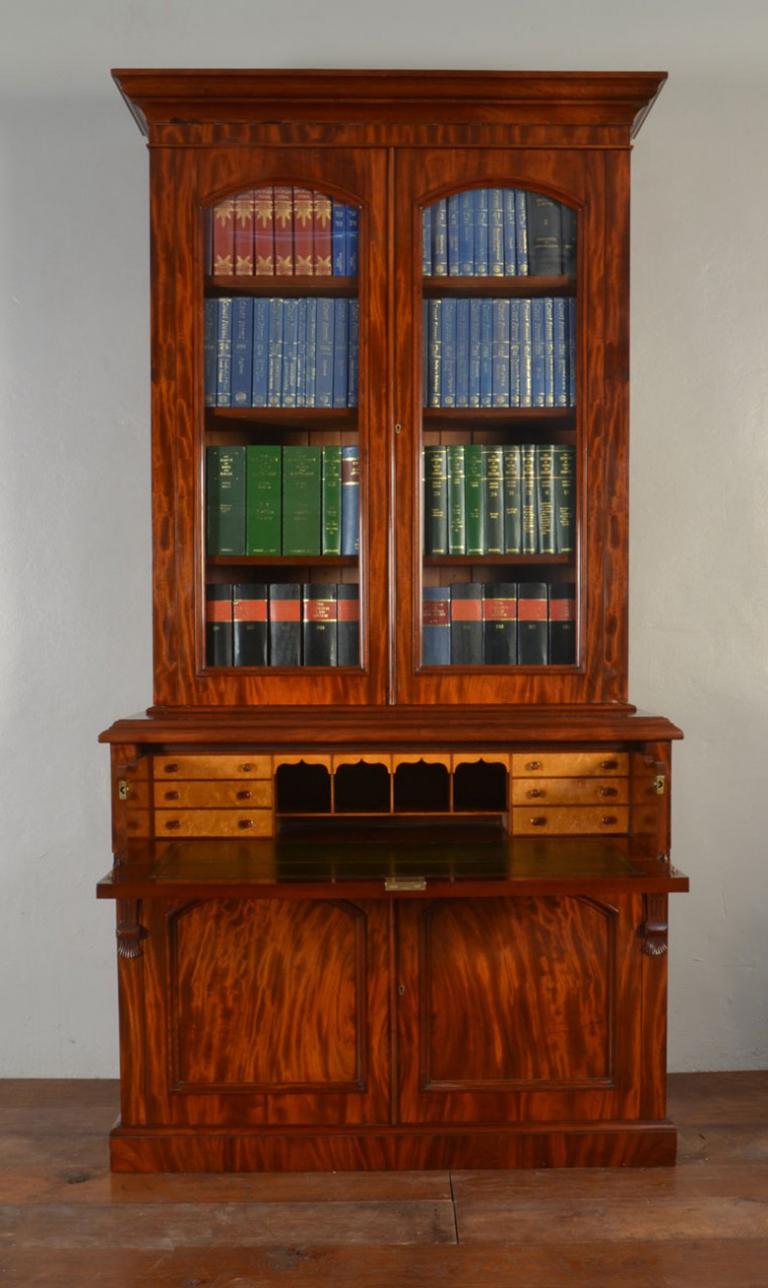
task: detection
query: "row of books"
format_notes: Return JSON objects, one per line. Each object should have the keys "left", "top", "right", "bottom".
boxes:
{"left": 424, "top": 444, "right": 574, "bottom": 557}
{"left": 207, "top": 583, "right": 359, "bottom": 668}
{"left": 205, "top": 297, "right": 359, "bottom": 409}
{"left": 423, "top": 583, "right": 575, "bottom": 666}
{"left": 424, "top": 297, "right": 576, "bottom": 408}
{"left": 423, "top": 190, "right": 575, "bottom": 278}
{"left": 207, "top": 445, "right": 359, "bottom": 558}
{"left": 207, "top": 188, "right": 358, "bottom": 278}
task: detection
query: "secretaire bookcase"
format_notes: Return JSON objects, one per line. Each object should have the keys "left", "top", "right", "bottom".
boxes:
{"left": 98, "top": 69, "right": 687, "bottom": 1172}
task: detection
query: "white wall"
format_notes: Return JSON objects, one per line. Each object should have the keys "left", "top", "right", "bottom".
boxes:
{"left": 1, "top": 0, "right": 766, "bottom": 1075}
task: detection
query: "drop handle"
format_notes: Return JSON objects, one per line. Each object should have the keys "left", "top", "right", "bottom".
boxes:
{"left": 525, "top": 760, "right": 543, "bottom": 771}
{"left": 600, "top": 759, "right": 618, "bottom": 770}
{"left": 164, "top": 790, "right": 180, "bottom": 801}
{"left": 164, "top": 763, "right": 179, "bottom": 774}
{"left": 236, "top": 790, "right": 253, "bottom": 801}
{"left": 239, "top": 763, "right": 255, "bottom": 772}
{"left": 527, "top": 788, "right": 544, "bottom": 798}
{"left": 530, "top": 817, "right": 547, "bottom": 827}
{"left": 164, "top": 819, "right": 180, "bottom": 830}
{"left": 238, "top": 819, "right": 254, "bottom": 830}
{"left": 598, "top": 787, "right": 617, "bottom": 798}
{"left": 601, "top": 815, "right": 618, "bottom": 826}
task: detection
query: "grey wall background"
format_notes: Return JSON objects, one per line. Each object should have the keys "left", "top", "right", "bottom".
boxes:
{"left": 1, "top": 0, "right": 766, "bottom": 1075}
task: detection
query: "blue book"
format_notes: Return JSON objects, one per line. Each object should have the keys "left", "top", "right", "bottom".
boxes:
{"left": 459, "top": 190, "right": 474, "bottom": 275}
{"left": 531, "top": 298, "right": 546, "bottom": 407}
{"left": 332, "top": 201, "right": 346, "bottom": 275}
{"left": 216, "top": 297, "right": 233, "bottom": 406}
{"left": 347, "top": 299, "right": 359, "bottom": 407}
{"left": 204, "top": 298, "right": 217, "bottom": 406}
{"left": 519, "top": 298, "right": 533, "bottom": 407}
{"left": 428, "top": 298, "right": 442, "bottom": 407}
{"left": 315, "top": 298, "right": 335, "bottom": 407}
{"left": 441, "top": 297, "right": 457, "bottom": 407}
{"left": 251, "top": 298, "right": 269, "bottom": 407}
{"left": 468, "top": 298, "right": 482, "bottom": 408}
{"left": 455, "top": 299, "right": 470, "bottom": 407}
{"left": 567, "top": 297, "right": 577, "bottom": 405}
{"left": 543, "top": 296, "right": 555, "bottom": 407}
{"left": 346, "top": 206, "right": 359, "bottom": 276}
{"left": 305, "top": 297, "right": 317, "bottom": 407}
{"left": 474, "top": 189, "right": 489, "bottom": 276}
{"left": 491, "top": 299, "right": 511, "bottom": 406}
{"left": 341, "top": 445, "right": 360, "bottom": 555}
{"left": 432, "top": 198, "right": 448, "bottom": 276}
{"left": 503, "top": 189, "right": 517, "bottom": 275}
{"left": 515, "top": 190, "right": 529, "bottom": 275}
{"left": 489, "top": 189, "right": 504, "bottom": 276}
{"left": 281, "top": 298, "right": 299, "bottom": 407}
{"left": 296, "top": 298, "right": 307, "bottom": 407}
{"left": 423, "top": 298, "right": 429, "bottom": 404}
{"left": 332, "top": 297, "right": 349, "bottom": 407}
{"left": 553, "top": 297, "right": 568, "bottom": 407}
{"left": 479, "top": 299, "right": 493, "bottom": 407}
{"left": 267, "top": 297, "right": 284, "bottom": 407}
{"left": 509, "top": 299, "right": 522, "bottom": 408}
{"left": 422, "top": 207, "right": 432, "bottom": 275}
{"left": 231, "top": 297, "right": 254, "bottom": 407}
{"left": 447, "top": 194, "right": 460, "bottom": 276}
{"left": 422, "top": 586, "right": 450, "bottom": 665}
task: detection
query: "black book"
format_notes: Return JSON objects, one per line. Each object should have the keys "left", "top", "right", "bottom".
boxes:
{"left": 268, "top": 583, "right": 301, "bottom": 667}
{"left": 483, "top": 582, "right": 517, "bottom": 665}
{"left": 205, "top": 583, "right": 233, "bottom": 667}
{"left": 233, "top": 583, "right": 268, "bottom": 666}
{"left": 450, "top": 582, "right": 483, "bottom": 664}
{"left": 549, "top": 582, "right": 576, "bottom": 664}
{"left": 302, "top": 582, "right": 338, "bottom": 666}
{"left": 526, "top": 194, "right": 563, "bottom": 277}
{"left": 517, "top": 582, "right": 549, "bottom": 664}
{"left": 337, "top": 583, "right": 360, "bottom": 667}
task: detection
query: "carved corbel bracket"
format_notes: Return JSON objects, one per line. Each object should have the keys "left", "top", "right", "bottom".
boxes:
{"left": 641, "top": 893, "right": 668, "bottom": 957}
{"left": 116, "top": 899, "right": 145, "bottom": 960}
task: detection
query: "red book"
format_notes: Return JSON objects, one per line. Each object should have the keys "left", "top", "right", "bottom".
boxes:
{"left": 234, "top": 190, "right": 254, "bottom": 276}
{"left": 293, "top": 188, "right": 315, "bottom": 275}
{"left": 313, "top": 192, "right": 332, "bottom": 276}
{"left": 212, "top": 198, "right": 235, "bottom": 276}
{"left": 253, "top": 187, "right": 275, "bottom": 276}
{"left": 274, "top": 185, "right": 294, "bottom": 276}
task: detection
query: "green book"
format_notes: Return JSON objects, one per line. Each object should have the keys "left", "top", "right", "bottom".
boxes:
{"left": 464, "top": 443, "right": 485, "bottom": 556}
{"left": 503, "top": 445, "right": 522, "bottom": 554}
{"left": 206, "top": 445, "right": 245, "bottom": 555}
{"left": 447, "top": 445, "right": 466, "bottom": 555}
{"left": 536, "top": 444, "right": 556, "bottom": 554}
{"left": 554, "top": 444, "right": 576, "bottom": 554}
{"left": 322, "top": 445, "right": 342, "bottom": 556}
{"left": 482, "top": 446, "right": 504, "bottom": 555}
{"left": 246, "top": 445, "right": 282, "bottom": 555}
{"left": 521, "top": 443, "right": 538, "bottom": 554}
{"left": 423, "top": 446, "right": 448, "bottom": 555}
{"left": 282, "top": 446, "right": 322, "bottom": 556}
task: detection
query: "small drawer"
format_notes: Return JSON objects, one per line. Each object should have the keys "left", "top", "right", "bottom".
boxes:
{"left": 512, "top": 777, "right": 629, "bottom": 806}
{"left": 153, "top": 755, "right": 271, "bottom": 780}
{"left": 155, "top": 809, "right": 273, "bottom": 837}
{"left": 153, "top": 780, "right": 273, "bottom": 809}
{"left": 511, "top": 806, "right": 629, "bottom": 835}
{"left": 511, "top": 752, "right": 628, "bottom": 778}
{"left": 117, "top": 780, "right": 150, "bottom": 809}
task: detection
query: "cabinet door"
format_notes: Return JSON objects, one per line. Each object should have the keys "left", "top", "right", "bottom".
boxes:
{"left": 393, "top": 147, "right": 629, "bottom": 704}
{"left": 151, "top": 147, "right": 389, "bottom": 706}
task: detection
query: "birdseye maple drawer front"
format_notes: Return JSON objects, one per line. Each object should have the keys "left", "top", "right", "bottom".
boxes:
{"left": 511, "top": 777, "right": 629, "bottom": 806}
{"left": 153, "top": 755, "right": 271, "bottom": 780}
{"left": 154, "top": 810, "right": 273, "bottom": 837}
{"left": 511, "top": 806, "right": 629, "bottom": 835}
{"left": 511, "top": 752, "right": 628, "bottom": 778}
{"left": 153, "top": 780, "right": 273, "bottom": 809}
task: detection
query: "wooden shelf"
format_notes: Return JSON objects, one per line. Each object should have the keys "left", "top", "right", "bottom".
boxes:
{"left": 206, "top": 275, "right": 357, "bottom": 297}
{"left": 423, "top": 407, "right": 575, "bottom": 426}
{"left": 424, "top": 554, "right": 571, "bottom": 566}
{"left": 206, "top": 408, "right": 357, "bottom": 429}
{"left": 423, "top": 274, "right": 575, "bottom": 298}
{"left": 207, "top": 555, "right": 357, "bottom": 568}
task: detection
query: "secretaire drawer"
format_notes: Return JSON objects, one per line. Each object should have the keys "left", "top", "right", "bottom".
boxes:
{"left": 153, "top": 780, "right": 273, "bottom": 809}
{"left": 154, "top": 809, "right": 273, "bottom": 837}
{"left": 511, "top": 806, "right": 629, "bottom": 835}
{"left": 511, "top": 752, "right": 628, "bottom": 778}
{"left": 511, "top": 777, "right": 629, "bottom": 806}
{"left": 153, "top": 755, "right": 271, "bottom": 780}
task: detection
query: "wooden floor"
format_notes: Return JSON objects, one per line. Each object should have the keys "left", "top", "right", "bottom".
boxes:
{"left": 0, "top": 1074, "right": 766, "bottom": 1287}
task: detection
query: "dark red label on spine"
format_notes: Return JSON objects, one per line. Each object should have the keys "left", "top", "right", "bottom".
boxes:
{"left": 305, "top": 598, "right": 337, "bottom": 622}
{"left": 270, "top": 598, "right": 301, "bottom": 622}
{"left": 423, "top": 599, "right": 449, "bottom": 626}
{"left": 549, "top": 598, "right": 575, "bottom": 621}
{"left": 518, "top": 598, "right": 547, "bottom": 621}
{"left": 451, "top": 599, "right": 482, "bottom": 622}
{"left": 484, "top": 598, "right": 517, "bottom": 621}
{"left": 233, "top": 598, "right": 267, "bottom": 622}
{"left": 337, "top": 598, "right": 360, "bottom": 622}
{"left": 206, "top": 599, "right": 231, "bottom": 623}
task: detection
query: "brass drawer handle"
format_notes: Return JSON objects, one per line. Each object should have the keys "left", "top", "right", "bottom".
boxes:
{"left": 239, "top": 763, "right": 255, "bottom": 773}
{"left": 526, "top": 760, "right": 542, "bottom": 771}
{"left": 598, "top": 786, "right": 617, "bottom": 797}
{"left": 164, "top": 763, "right": 179, "bottom": 774}
{"left": 238, "top": 819, "right": 254, "bottom": 830}
{"left": 164, "top": 790, "right": 180, "bottom": 801}
{"left": 527, "top": 788, "right": 543, "bottom": 798}
{"left": 164, "top": 819, "right": 180, "bottom": 830}
{"left": 236, "top": 789, "right": 253, "bottom": 801}
{"left": 600, "top": 759, "right": 618, "bottom": 770}
{"left": 601, "top": 815, "right": 618, "bottom": 826}
{"left": 530, "top": 816, "right": 547, "bottom": 827}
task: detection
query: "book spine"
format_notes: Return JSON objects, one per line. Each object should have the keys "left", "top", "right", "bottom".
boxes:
{"left": 543, "top": 296, "right": 555, "bottom": 407}
{"left": 503, "top": 188, "right": 517, "bottom": 275}
{"left": 234, "top": 190, "right": 254, "bottom": 276}
{"left": 492, "top": 298, "right": 510, "bottom": 406}
{"left": 346, "top": 206, "right": 359, "bottom": 277}
{"left": 508, "top": 298, "right": 521, "bottom": 408}
{"left": 553, "top": 297, "right": 568, "bottom": 407}
{"left": 337, "top": 583, "right": 360, "bottom": 667}
{"left": 267, "top": 297, "right": 284, "bottom": 407}
{"left": 451, "top": 583, "right": 484, "bottom": 664}
{"left": 312, "top": 192, "right": 332, "bottom": 276}
{"left": 332, "top": 201, "right": 347, "bottom": 276}
{"left": 292, "top": 187, "right": 314, "bottom": 275}
{"left": 216, "top": 297, "right": 232, "bottom": 406}
{"left": 204, "top": 298, "right": 217, "bottom": 407}
{"left": 231, "top": 296, "right": 254, "bottom": 407}
{"left": 332, "top": 297, "right": 349, "bottom": 408}
{"left": 423, "top": 446, "right": 448, "bottom": 556}
{"left": 233, "top": 583, "right": 268, "bottom": 666}
{"left": 341, "top": 445, "right": 360, "bottom": 556}
{"left": 515, "top": 190, "right": 529, "bottom": 276}
{"left": 561, "top": 205, "right": 577, "bottom": 277}
{"left": 206, "top": 446, "right": 245, "bottom": 555}
{"left": 549, "top": 582, "right": 576, "bottom": 664}
{"left": 479, "top": 299, "right": 493, "bottom": 407}
{"left": 489, "top": 188, "right": 504, "bottom": 276}
{"left": 526, "top": 194, "right": 563, "bottom": 277}
{"left": 567, "top": 296, "right": 577, "bottom": 406}
{"left": 447, "top": 194, "right": 460, "bottom": 276}
{"left": 503, "top": 445, "right": 522, "bottom": 554}
{"left": 474, "top": 188, "right": 489, "bottom": 275}
{"left": 483, "top": 446, "right": 504, "bottom": 555}
{"left": 432, "top": 198, "right": 448, "bottom": 276}
{"left": 212, "top": 197, "right": 234, "bottom": 276}
{"left": 428, "top": 298, "right": 442, "bottom": 408}
{"left": 518, "top": 582, "right": 549, "bottom": 664}
{"left": 553, "top": 445, "right": 576, "bottom": 554}
{"left": 422, "top": 298, "right": 429, "bottom": 407}
{"left": 347, "top": 299, "right": 359, "bottom": 408}
{"left": 281, "top": 297, "right": 299, "bottom": 407}
{"left": 321, "top": 445, "right": 342, "bottom": 556}
{"left": 422, "top": 206, "right": 432, "bottom": 275}
{"left": 464, "top": 443, "right": 485, "bottom": 556}
{"left": 303, "top": 582, "right": 337, "bottom": 666}
{"left": 447, "top": 444, "right": 466, "bottom": 555}
{"left": 422, "top": 586, "right": 450, "bottom": 664}
{"left": 305, "top": 297, "right": 317, "bottom": 407}
{"left": 459, "top": 190, "right": 474, "bottom": 275}
{"left": 536, "top": 443, "right": 556, "bottom": 555}
{"left": 441, "top": 297, "right": 457, "bottom": 407}
{"left": 251, "top": 298, "right": 269, "bottom": 407}
{"left": 531, "top": 298, "right": 546, "bottom": 407}
{"left": 455, "top": 298, "right": 470, "bottom": 408}
{"left": 521, "top": 443, "right": 538, "bottom": 554}
{"left": 468, "top": 298, "right": 482, "bottom": 408}
{"left": 484, "top": 583, "right": 518, "bottom": 665}
{"left": 282, "top": 445, "right": 322, "bottom": 556}
{"left": 273, "top": 186, "right": 293, "bottom": 276}
{"left": 206, "top": 584, "right": 233, "bottom": 666}
{"left": 246, "top": 445, "right": 282, "bottom": 555}
{"left": 296, "top": 297, "right": 307, "bottom": 407}
{"left": 519, "top": 298, "right": 533, "bottom": 406}
{"left": 254, "top": 187, "right": 275, "bottom": 276}
{"left": 269, "top": 584, "right": 301, "bottom": 666}
{"left": 315, "top": 298, "right": 335, "bottom": 408}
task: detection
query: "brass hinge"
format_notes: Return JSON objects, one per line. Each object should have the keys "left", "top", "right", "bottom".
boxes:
{"left": 653, "top": 774, "right": 666, "bottom": 796}
{"left": 117, "top": 779, "right": 131, "bottom": 801}
{"left": 385, "top": 876, "right": 427, "bottom": 892}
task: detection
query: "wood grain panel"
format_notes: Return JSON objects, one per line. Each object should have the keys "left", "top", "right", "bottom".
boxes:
{"left": 512, "top": 777, "right": 629, "bottom": 805}
{"left": 154, "top": 754, "right": 271, "bottom": 778}
{"left": 153, "top": 780, "right": 272, "bottom": 808}
{"left": 154, "top": 809, "right": 273, "bottom": 837}
{"left": 511, "top": 751, "right": 628, "bottom": 776}
{"left": 511, "top": 806, "right": 629, "bottom": 835}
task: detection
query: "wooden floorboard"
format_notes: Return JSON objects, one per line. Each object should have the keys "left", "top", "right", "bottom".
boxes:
{"left": 0, "top": 1072, "right": 765, "bottom": 1287}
